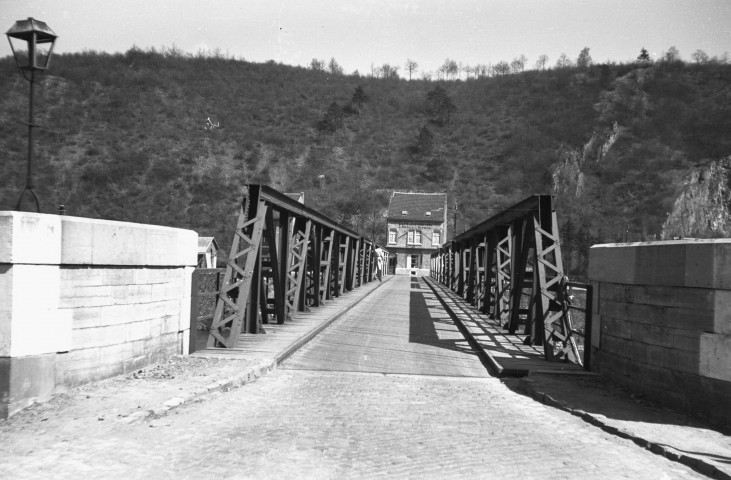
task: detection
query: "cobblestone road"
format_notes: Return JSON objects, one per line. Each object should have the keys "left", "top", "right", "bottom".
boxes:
{"left": 0, "top": 277, "right": 705, "bottom": 479}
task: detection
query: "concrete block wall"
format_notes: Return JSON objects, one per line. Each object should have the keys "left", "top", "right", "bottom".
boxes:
{"left": 589, "top": 240, "right": 731, "bottom": 426}
{"left": 0, "top": 212, "right": 197, "bottom": 418}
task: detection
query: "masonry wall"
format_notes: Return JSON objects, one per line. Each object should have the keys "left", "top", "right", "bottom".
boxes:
{"left": 589, "top": 240, "right": 731, "bottom": 426}
{"left": 0, "top": 212, "right": 197, "bottom": 418}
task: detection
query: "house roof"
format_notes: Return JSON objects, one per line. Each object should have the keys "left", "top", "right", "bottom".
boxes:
{"left": 387, "top": 191, "right": 447, "bottom": 222}
{"left": 197, "top": 236, "right": 218, "bottom": 253}
{"left": 285, "top": 192, "right": 304, "bottom": 204}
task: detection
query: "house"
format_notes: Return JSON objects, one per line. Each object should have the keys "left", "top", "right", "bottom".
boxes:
{"left": 197, "top": 237, "right": 219, "bottom": 268}
{"left": 285, "top": 192, "right": 305, "bottom": 204}
{"left": 386, "top": 191, "right": 447, "bottom": 276}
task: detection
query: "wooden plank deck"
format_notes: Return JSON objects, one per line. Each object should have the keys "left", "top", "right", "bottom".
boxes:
{"left": 194, "top": 277, "right": 391, "bottom": 364}
{"left": 424, "top": 277, "right": 590, "bottom": 378}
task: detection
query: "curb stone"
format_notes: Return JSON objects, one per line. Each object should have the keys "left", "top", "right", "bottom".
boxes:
{"left": 516, "top": 378, "right": 731, "bottom": 480}
{"left": 118, "top": 358, "right": 277, "bottom": 424}
{"left": 118, "top": 277, "right": 392, "bottom": 424}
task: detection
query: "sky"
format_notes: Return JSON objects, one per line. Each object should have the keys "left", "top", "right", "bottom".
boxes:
{"left": 1, "top": 0, "right": 730, "bottom": 76}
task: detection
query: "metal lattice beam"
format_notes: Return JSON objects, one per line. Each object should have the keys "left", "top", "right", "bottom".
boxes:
{"left": 430, "top": 195, "right": 581, "bottom": 365}
{"left": 205, "top": 184, "right": 387, "bottom": 349}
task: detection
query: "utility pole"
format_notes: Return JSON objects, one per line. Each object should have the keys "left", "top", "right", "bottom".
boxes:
{"left": 453, "top": 202, "right": 458, "bottom": 240}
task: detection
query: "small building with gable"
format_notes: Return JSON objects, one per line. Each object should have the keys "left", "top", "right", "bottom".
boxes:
{"left": 197, "top": 237, "right": 219, "bottom": 268}
{"left": 386, "top": 191, "right": 447, "bottom": 276}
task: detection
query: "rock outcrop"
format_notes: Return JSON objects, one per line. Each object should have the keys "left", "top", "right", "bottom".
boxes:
{"left": 662, "top": 157, "right": 731, "bottom": 239}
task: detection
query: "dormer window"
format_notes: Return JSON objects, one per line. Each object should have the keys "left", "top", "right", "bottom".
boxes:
{"left": 401, "top": 210, "right": 408, "bottom": 215}
{"left": 425, "top": 211, "right": 432, "bottom": 216}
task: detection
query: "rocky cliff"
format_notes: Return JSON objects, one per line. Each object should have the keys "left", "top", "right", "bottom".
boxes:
{"left": 662, "top": 157, "right": 731, "bottom": 239}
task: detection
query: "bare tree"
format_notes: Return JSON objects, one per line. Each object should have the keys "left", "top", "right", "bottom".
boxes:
{"left": 440, "top": 58, "right": 459, "bottom": 80}
{"left": 535, "top": 54, "right": 549, "bottom": 71}
{"left": 473, "top": 64, "right": 489, "bottom": 78}
{"left": 405, "top": 58, "right": 419, "bottom": 80}
{"left": 380, "top": 63, "right": 400, "bottom": 79}
{"left": 510, "top": 58, "right": 521, "bottom": 74}
{"left": 328, "top": 57, "right": 343, "bottom": 75}
{"left": 662, "top": 46, "right": 680, "bottom": 63}
{"left": 493, "top": 60, "right": 511, "bottom": 76}
{"left": 510, "top": 55, "right": 527, "bottom": 74}
{"left": 691, "top": 49, "right": 709, "bottom": 64}
{"left": 310, "top": 58, "right": 325, "bottom": 71}
{"left": 556, "top": 53, "right": 572, "bottom": 68}
{"left": 460, "top": 62, "right": 471, "bottom": 79}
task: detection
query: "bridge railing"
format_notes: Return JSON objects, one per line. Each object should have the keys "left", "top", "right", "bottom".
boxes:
{"left": 565, "top": 281, "right": 593, "bottom": 369}
{"left": 430, "top": 195, "right": 584, "bottom": 365}
{"left": 206, "top": 184, "right": 386, "bottom": 349}
{"left": 189, "top": 268, "right": 224, "bottom": 353}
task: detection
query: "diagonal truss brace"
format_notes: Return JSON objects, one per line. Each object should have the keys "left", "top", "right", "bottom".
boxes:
{"left": 207, "top": 197, "right": 268, "bottom": 349}
{"left": 533, "top": 210, "right": 582, "bottom": 364}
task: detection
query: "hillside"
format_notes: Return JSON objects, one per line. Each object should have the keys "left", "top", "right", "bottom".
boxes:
{"left": 1, "top": 48, "right": 730, "bottom": 278}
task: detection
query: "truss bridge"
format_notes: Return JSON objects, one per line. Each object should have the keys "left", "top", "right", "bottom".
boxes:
{"left": 194, "top": 186, "right": 588, "bottom": 377}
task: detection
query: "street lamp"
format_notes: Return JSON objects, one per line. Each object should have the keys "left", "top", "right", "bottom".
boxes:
{"left": 6, "top": 17, "right": 57, "bottom": 212}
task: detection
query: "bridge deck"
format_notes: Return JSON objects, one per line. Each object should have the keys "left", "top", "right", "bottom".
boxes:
{"left": 194, "top": 278, "right": 388, "bottom": 363}
{"left": 423, "top": 277, "right": 589, "bottom": 377}
{"left": 195, "top": 274, "right": 587, "bottom": 378}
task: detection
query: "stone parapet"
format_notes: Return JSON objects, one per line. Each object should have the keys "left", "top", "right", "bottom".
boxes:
{"left": 589, "top": 239, "right": 731, "bottom": 426}
{"left": 0, "top": 211, "right": 197, "bottom": 418}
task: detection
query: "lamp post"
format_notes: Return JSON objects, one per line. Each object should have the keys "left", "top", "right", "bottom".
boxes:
{"left": 6, "top": 17, "right": 57, "bottom": 212}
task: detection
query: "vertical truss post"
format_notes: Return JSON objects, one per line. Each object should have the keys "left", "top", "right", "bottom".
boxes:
{"left": 533, "top": 208, "right": 581, "bottom": 363}
{"left": 278, "top": 211, "right": 291, "bottom": 321}
{"left": 439, "top": 248, "right": 445, "bottom": 284}
{"left": 207, "top": 187, "right": 267, "bottom": 348}
{"left": 264, "top": 209, "right": 286, "bottom": 324}
{"left": 474, "top": 235, "right": 487, "bottom": 311}
{"left": 357, "top": 238, "right": 363, "bottom": 286}
{"left": 246, "top": 237, "right": 263, "bottom": 334}
{"left": 495, "top": 226, "right": 512, "bottom": 323}
{"left": 362, "top": 241, "right": 369, "bottom": 284}
{"left": 466, "top": 239, "right": 478, "bottom": 305}
{"left": 458, "top": 242, "right": 469, "bottom": 299}
{"left": 329, "top": 231, "right": 340, "bottom": 297}
{"left": 368, "top": 242, "right": 376, "bottom": 282}
{"left": 507, "top": 218, "right": 532, "bottom": 333}
{"left": 345, "top": 237, "right": 361, "bottom": 291}
{"left": 450, "top": 243, "right": 459, "bottom": 292}
{"left": 321, "top": 228, "right": 335, "bottom": 302}
{"left": 358, "top": 240, "right": 366, "bottom": 286}
{"left": 437, "top": 248, "right": 444, "bottom": 284}
{"left": 284, "top": 217, "right": 311, "bottom": 317}
{"left": 338, "top": 235, "right": 353, "bottom": 296}
{"left": 507, "top": 220, "right": 523, "bottom": 332}
{"left": 480, "top": 232, "right": 495, "bottom": 315}
{"left": 308, "top": 225, "right": 322, "bottom": 308}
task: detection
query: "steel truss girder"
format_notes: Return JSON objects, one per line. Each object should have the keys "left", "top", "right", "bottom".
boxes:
{"left": 430, "top": 195, "right": 581, "bottom": 364}
{"left": 206, "top": 184, "right": 386, "bottom": 349}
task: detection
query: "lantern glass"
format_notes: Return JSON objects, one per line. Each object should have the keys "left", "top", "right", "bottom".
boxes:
{"left": 33, "top": 40, "right": 55, "bottom": 70}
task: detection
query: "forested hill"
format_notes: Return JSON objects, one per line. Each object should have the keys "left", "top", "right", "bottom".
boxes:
{"left": 1, "top": 48, "right": 730, "bottom": 278}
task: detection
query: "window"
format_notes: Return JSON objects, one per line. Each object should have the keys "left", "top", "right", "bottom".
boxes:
{"left": 407, "top": 229, "right": 422, "bottom": 245}
{"left": 409, "top": 254, "right": 421, "bottom": 269}
{"left": 432, "top": 231, "right": 441, "bottom": 246}
{"left": 388, "top": 229, "right": 397, "bottom": 244}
